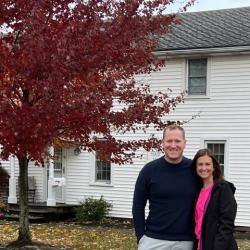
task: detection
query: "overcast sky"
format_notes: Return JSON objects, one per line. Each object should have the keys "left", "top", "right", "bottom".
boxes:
{"left": 185, "top": 0, "right": 250, "bottom": 12}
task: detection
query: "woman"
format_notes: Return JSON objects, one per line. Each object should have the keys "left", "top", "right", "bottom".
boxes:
{"left": 192, "top": 148, "right": 238, "bottom": 250}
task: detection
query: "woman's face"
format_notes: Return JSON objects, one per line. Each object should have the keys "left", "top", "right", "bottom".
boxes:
{"left": 196, "top": 155, "right": 214, "bottom": 183}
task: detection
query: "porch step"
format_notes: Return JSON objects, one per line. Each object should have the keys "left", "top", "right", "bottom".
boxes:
{"left": 3, "top": 214, "right": 48, "bottom": 223}
{"left": 6, "top": 203, "right": 77, "bottom": 223}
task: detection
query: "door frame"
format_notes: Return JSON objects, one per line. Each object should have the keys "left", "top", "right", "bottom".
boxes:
{"left": 44, "top": 147, "right": 67, "bottom": 203}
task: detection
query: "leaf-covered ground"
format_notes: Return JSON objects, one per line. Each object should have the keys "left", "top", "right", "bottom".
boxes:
{"left": 0, "top": 220, "right": 249, "bottom": 250}
{"left": 0, "top": 220, "right": 136, "bottom": 249}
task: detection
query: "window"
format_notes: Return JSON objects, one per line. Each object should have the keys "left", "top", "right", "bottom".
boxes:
{"left": 95, "top": 149, "right": 111, "bottom": 184}
{"left": 54, "top": 147, "right": 63, "bottom": 177}
{"left": 187, "top": 58, "right": 207, "bottom": 95}
{"left": 47, "top": 147, "right": 63, "bottom": 179}
{"left": 89, "top": 140, "right": 113, "bottom": 186}
{"left": 206, "top": 142, "right": 225, "bottom": 174}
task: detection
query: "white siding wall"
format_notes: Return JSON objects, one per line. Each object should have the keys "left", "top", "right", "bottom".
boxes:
{"left": 65, "top": 147, "right": 149, "bottom": 218}
{"left": 1, "top": 157, "right": 45, "bottom": 203}
{"left": 27, "top": 162, "right": 45, "bottom": 202}
{"left": 0, "top": 158, "right": 10, "bottom": 173}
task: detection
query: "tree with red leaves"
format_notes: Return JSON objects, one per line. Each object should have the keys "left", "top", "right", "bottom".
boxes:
{"left": 0, "top": 0, "right": 194, "bottom": 245}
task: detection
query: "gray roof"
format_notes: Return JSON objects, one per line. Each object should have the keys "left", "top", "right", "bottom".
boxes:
{"left": 158, "top": 7, "right": 250, "bottom": 51}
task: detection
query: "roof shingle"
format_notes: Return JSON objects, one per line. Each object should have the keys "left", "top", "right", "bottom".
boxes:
{"left": 158, "top": 7, "right": 250, "bottom": 51}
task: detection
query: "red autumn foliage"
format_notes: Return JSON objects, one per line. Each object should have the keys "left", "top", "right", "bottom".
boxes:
{"left": 0, "top": 0, "right": 197, "bottom": 244}
{"left": 0, "top": 0, "right": 193, "bottom": 164}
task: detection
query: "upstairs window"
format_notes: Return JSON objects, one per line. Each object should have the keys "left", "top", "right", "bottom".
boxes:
{"left": 188, "top": 58, "right": 207, "bottom": 95}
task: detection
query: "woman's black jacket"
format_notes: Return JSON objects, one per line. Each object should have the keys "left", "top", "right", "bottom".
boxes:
{"left": 194, "top": 180, "right": 238, "bottom": 250}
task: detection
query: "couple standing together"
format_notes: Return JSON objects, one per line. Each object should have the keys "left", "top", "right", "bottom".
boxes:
{"left": 132, "top": 125, "right": 238, "bottom": 250}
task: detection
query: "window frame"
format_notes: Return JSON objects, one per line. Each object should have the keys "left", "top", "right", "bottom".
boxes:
{"left": 202, "top": 139, "right": 229, "bottom": 179}
{"left": 95, "top": 149, "right": 111, "bottom": 184}
{"left": 185, "top": 57, "right": 211, "bottom": 98}
{"left": 89, "top": 149, "right": 113, "bottom": 187}
{"left": 53, "top": 147, "right": 63, "bottom": 176}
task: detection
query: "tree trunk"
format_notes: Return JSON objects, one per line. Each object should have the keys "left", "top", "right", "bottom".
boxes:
{"left": 17, "top": 155, "right": 32, "bottom": 244}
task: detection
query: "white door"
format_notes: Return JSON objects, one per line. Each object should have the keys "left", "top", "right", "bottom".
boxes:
{"left": 47, "top": 147, "right": 66, "bottom": 203}
{"left": 54, "top": 147, "right": 66, "bottom": 202}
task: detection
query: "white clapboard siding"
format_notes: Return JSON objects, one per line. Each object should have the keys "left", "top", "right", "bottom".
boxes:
{"left": 0, "top": 156, "right": 45, "bottom": 203}
{"left": 27, "top": 162, "right": 45, "bottom": 202}
{"left": 65, "top": 147, "right": 147, "bottom": 219}
{"left": 0, "top": 158, "right": 10, "bottom": 173}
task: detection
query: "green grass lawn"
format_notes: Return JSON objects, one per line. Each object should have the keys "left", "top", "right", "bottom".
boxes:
{"left": 0, "top": 221, "right": 249, "bottom": 250}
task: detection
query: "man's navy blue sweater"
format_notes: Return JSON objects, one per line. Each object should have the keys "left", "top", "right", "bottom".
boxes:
{"left": 132, "top": 156, "right": 198, "bottom": 242}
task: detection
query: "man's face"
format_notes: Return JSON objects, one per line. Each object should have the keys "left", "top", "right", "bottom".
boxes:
{"left": 162, "top": 129, "right": 186, "bottom": 164}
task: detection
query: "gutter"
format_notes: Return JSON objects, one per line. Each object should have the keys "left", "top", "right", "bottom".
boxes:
{"left": 153, "top": 46, "right": 250, "bottom": 58}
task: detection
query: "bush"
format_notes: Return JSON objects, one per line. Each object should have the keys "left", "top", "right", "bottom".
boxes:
{"left": 0, "top": 199, "right": 7, "bottom": 212}
{"left": 76, "top": 196, "right": 112, "bottom": 223}
{"left": 0, "top": 199, "right": 7, "bottom": 217}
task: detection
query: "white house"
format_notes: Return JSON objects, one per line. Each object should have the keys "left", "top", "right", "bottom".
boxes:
{"left": 1, "top": 7, "right": 250, "bottom": 228}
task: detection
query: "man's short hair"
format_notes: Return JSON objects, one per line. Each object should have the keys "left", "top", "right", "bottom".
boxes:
{"left": 163, "top": 125, "right": 186, "bottom": 140}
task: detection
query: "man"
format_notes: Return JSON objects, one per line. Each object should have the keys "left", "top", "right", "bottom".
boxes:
{"left": 132, "top": 125, "right": 199, "bottom": 250}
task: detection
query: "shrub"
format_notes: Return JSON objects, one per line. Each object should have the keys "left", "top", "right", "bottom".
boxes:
{"left": 0, "top": 200, "right": 7, "bottom": 212}
{"left": 0, "top": 199, "right": 7, "bottom": 217}
{"left": 76, "top": 196, "right": 112, "bottom": 223}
